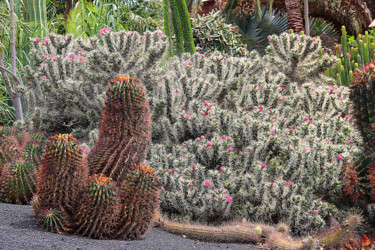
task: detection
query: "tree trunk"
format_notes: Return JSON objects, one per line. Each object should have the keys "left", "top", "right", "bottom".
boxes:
{"left": 285, "top": 0, "right": 304, "bottom": 32}
{"left": 10, "top": 0, "right": 23, "bottom": 122}
{"left": 64, "top": 0, "right": 75, "bottom": 19}
{"left": 304, "top": 0, "right": 310, "bottom": 35}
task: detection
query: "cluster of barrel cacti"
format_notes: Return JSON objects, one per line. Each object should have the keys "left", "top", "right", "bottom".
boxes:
{"left": 32, "top": 75, "right": 160, "bottom": 240}
{"left": 326, "top": 26, "right": 375, "bottom": 86}
{"left": 0, "top": 126, "right": 46, "bottom": 204}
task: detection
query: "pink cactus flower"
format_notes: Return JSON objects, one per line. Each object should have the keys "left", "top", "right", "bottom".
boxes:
{"left": 185, "top": 114, "right": 190, "bottom": 119}
{"left": 158, "top": 31, "right": 163, "bottom": 36}
{"left": 261, "top": 163, "right": 266, "bottom": 168}
{"left": 44, "top": 39, "right": 49, "bottom": 44}
{"left": 168, "top": 169, "right": 173, "bottom": 173}
{"left": 345, "top": 115, "right": 350, "bottom": 119}
{"left": 192, "top": 164, "right": 196, "bottom": 169}
{"left": 36, "top": 38, "right": 40, "bottom": 42}
{"left": 42, "top": 76, "right": 46, "bottom": 79}
{"left": 288, "top": 182, "right": 293, "bottom": 186}
{"left": 290, "top": 128, "right": 294, "bottom": 133}
{"left": 313, "top": 210, "right": 318, "bottom": 214}
{"left": 270, "top": 129, "right": 275, "bottom": 135}
{"left": 312, "top": 37, "right": 317, "bottom": 41}
{"left": 206, "top": 141, "right": 211, "bottom": 146}
{"left": 303, "top": 148, "right": 307, "bottom": 152}
{"left": 227, "top": 137, "right": 231, "bottom": 141}
{"left": 201, "top": 136, "right": 205, "bottom": 139}
{"left": 337, "top": 154, "right": 343, "bottom": 160}
{"left": 204, "top": 101, "right": 208, "bottom": 106}
{"left": 161, "top": 187, "right": 164, "bottom": 191}
{"left": 220, "top": 167, "right": 224, "bottom": 171}
{"left": 205, "top": 181, "right": 210, "bottom": 187}
{"left": 259, "top": 106, "right": 263, "bottom": 110}
{"left": 329, "top": 87, "right": 334, "bottom": 91}
{"left": 189, "top": 182, "right": 193, "bottom": 187}
{"left": 227, "top": 147, "right": 233, "bottom": 152}
{"left": 281, "top": 96, "right": 285, "bottom": 100}
{"left": 44, "top": 56, "right": 48, "bottom": 60}
{"left": 227, "top": 197, "right": 233, "bottom": 203}
{"left": 305, "top": 116, "right": 309, "bottom": 121}
{"left": 207, "top": 106, "right": 211, "bottom": 110}
{"left": 267, "top": 35, "right": 271, "bottom": 40}
{"left": 196, "top": 138, "right": 200, "bottom": 142}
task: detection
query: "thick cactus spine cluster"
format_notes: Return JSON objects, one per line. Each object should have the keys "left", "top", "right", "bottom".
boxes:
{"left": 35, "top": 134, "right": 88, "bottom": 230}
{"left": 88, "top": 75, "right": 152, "bottom": 181}
{"left": 33, "top": 76, "right": 159, "bottom": 240}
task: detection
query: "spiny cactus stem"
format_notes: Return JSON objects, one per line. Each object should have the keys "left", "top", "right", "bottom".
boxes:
{"left": 318, "top": 215, "right": 362, "bottom": 246}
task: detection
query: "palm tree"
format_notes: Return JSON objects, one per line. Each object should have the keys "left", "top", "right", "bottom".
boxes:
{"left": 284, "top": 0, "right": 303, "bottom": 32}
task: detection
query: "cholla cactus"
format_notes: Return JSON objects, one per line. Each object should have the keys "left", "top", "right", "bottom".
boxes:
{"left": 151, "top": 51, "right": 262, "bottom": 143}
{"left": 24, "top": 30, "right": 168, "bottom": 140}
{"left": 264, "top": 32, "right": 337, "bottom": 85}
{"left": 148, "top": 78, "right": 361, "bottom": 234}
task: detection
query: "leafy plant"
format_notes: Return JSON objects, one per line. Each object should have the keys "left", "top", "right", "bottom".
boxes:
{"left": 234, "top": 6, "right": 339, "bottom": 55}
{"left": 191, "top": 11, "right": 249, "bottom": 57}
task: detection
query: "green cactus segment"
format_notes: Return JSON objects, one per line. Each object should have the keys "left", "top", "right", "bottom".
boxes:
{"left": 350, "top": 62, "right": 375, "bottom": 150}
{"left": 75, "top": 174, "right": 119, "bottom": 239}
{"left": 174, "top": 0, "right": 195, "bottom": 54}
{"left": 163, "top": 0, "right": 172, "bottom": 56}
{"left": 37, "top": 134, "right": 88, "bottom": 224}
{"left": 327, "top": 26, "right": 375, "bottom": 86}
{"left": 39, "top": 208, "right": 64, "bottom": 233}
{"left": 0, "top": 161, "right": 37, "bottom": 204}
{"left": 115, "top": 164, "right": 160, "bottom": 240}
{"left": 23, "top": 0, "right": 48, "bottom": 37}
{"left": 88, "top": 76, "right": 152, "bottom": 182}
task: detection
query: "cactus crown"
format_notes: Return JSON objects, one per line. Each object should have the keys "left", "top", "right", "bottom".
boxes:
{"left": 91, "top": 174, "right": 113, "bottom": 187}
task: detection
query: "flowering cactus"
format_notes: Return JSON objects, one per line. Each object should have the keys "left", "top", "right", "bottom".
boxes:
{"left": 24, "top": 30, "right": 169, "bottom": 140}
{"left": 148, "top": 77, "right": 361, "bottom": 233}
{"left": 264, "top": 32, "right": 337, "bottom": 85}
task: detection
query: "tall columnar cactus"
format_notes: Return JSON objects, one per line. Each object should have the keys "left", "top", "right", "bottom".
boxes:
{"left": 0, "top": 161, "right": 36, "bottom": 204}
{"left": 163, "top": 0, "right": 196, "bottom": 55}
{"left": 326, "top": 26, "right": 375, "bottom": 86}
{"left": 115, "top": 164, "right": 159, "bottom": 240}
{"left": 36, "top": 134, "right": 88, "bottom": 230}
{"left": 75, "top": 174, "right": 119, "bottom": 239}
{"left": 23, "top": 30, "right": 168, "bottom": 140}
{"left": 87, "top": 75, "right": 152, "bottom": 181}
{"left": 264, "top": 32, "right": 337, "bottom": 85}
{"left": 23, "top": 0, "right": 48, "bottom": 37}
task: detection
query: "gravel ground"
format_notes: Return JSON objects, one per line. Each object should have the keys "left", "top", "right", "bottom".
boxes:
{"left": 0, "top": 203, "right": 262, "bottom": 250}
